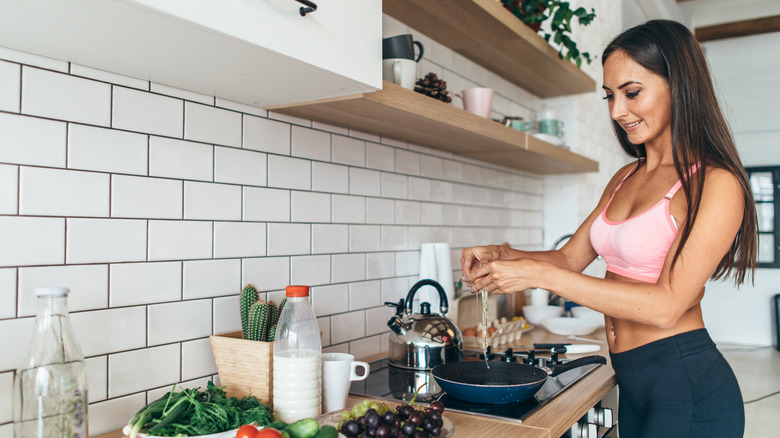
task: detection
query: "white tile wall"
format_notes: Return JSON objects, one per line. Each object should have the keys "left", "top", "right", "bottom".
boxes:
{"left": 0, "top": 372, "right": 12, "bottom": 424}
{"left": 0, "top": 21, "right": 560, "bottom": 432}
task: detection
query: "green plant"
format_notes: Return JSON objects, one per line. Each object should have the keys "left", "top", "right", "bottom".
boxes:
{"left": 501, "top": 0, "right": 596, "bottom": 68}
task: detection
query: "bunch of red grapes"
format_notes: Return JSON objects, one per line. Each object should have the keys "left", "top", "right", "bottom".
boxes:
{"left": 338, "top": 400, "right": 446, "bottom": 438}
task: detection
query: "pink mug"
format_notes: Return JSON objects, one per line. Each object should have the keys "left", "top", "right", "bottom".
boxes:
{"left": 454, "top": 87, "right": 494, "bottom": 118}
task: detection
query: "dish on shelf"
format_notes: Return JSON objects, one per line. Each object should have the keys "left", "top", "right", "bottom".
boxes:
{"left": 531, "top": 132, "right": 566, "bottom": 146}
{"left": 541, "top": 317, "right": 601, "bottom": 336}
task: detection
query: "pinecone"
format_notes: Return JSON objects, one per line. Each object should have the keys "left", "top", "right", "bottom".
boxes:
{"left": 414, "top": 72, "right": 452, "bottom": 103}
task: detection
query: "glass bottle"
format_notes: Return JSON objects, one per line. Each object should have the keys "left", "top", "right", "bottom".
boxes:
{"left": 14, "top": 287, "right": 88, "bottom": 438}
{"left": 272, "top": 285, "right": 322, "bottom": 423}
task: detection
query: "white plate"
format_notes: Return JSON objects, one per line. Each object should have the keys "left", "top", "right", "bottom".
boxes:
{"left": 541, "top": 317, "right": 601, "bottom": 336}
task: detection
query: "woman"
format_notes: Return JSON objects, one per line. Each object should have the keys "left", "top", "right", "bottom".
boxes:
{"left": 462, "top": 20, "right": 756, "bottom": 436}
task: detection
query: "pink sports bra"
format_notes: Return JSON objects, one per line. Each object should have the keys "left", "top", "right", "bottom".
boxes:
{"left": 589, "top": 160, "right": 699, "bottom": 283}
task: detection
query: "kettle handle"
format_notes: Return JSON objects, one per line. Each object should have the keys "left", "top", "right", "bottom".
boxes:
{"left": 404, "top": 279, "right": 449, "bottom": 316}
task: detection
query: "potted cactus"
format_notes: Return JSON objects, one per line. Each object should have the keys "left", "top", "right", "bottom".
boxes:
{"left": 210, "top": 285, "right": 284, "bottom": 404}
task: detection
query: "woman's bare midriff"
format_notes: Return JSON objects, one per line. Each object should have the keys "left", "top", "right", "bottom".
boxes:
{"left": 603, "top": 271, "right": 706, "bottom": 354}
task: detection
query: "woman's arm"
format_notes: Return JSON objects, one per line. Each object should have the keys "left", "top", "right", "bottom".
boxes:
{"left": 469, "top": 167, "right": 745, "bottom": 329}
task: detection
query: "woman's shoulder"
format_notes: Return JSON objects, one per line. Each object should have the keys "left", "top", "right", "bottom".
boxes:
{"left": 701, "top": 165, "right": 744, "bottom": 202}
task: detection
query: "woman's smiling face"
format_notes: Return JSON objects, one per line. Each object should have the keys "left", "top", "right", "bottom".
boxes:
{"left": 603, "top": 50, "right": 672, "bottom": 149}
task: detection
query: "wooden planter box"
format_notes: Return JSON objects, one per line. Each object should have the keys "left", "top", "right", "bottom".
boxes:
{"left": 210, "top": 331, "right": 273, "bottom": 405}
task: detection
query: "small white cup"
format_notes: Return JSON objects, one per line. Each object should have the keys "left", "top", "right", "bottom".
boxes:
{"left": 321, "top": 353, "right": 370, "bottom": 413}
{"left": 382, "top": 58, "right": 417, "bottom": 90}
{"left": 527, "top": 288, "right": 550, "bottom": 306}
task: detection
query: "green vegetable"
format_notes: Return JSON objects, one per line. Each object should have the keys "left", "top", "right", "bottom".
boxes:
{"left": 267, "top": 420, "right": 289, "bottom": 430}
{"left": 314, "top": 425, "right": 338, "bottom": 438}
{"left": 283, "top": 418, "right": 320, "bottom": 438}
{"left": 247, "top": 301, "right": 269, "bottom": 342}
{"left": 124, "top": 382, "right": 273, "bottom": 437}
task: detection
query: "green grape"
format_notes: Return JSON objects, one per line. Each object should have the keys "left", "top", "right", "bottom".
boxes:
{"left": 340, "top": 411, "right": 352, "bottom": 421}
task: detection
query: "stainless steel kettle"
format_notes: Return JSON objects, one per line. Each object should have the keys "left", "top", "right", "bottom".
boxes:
{"left": 386, "top": 279, "right": 463, "bottom": 370}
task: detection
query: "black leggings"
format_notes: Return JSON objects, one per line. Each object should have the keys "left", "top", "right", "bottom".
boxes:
{"left": 610, "top": 329, "right": 744, "bottom": 437}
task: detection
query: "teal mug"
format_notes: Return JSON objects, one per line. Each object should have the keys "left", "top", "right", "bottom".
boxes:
{"left": 502, "top": 117, "right": 536, "bottom": 132}
{"left": 538, "top": 119, "right": 564, "bottom": 137}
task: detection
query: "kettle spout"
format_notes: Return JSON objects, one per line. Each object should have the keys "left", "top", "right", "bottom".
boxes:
{"left": 387, "top": 315, "right": 406, "bottom": 335}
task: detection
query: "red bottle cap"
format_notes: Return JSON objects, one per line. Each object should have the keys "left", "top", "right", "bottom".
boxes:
{"left": 286, "top": 285, "right": 310, "bottom": 297}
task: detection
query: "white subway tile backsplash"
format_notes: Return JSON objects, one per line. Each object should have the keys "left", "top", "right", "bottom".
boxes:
{"left": 365, "top": 306, "right": 393, "bottom": 336}
{"left": 153, "top": 83, "right": 212, "bottom": 105}
{"left": 0, "top": 371, "right": 13, "bottom": 423}
{"left": 408, "top": 177, "right": 432, "bottom": 201}
{"left": 332, "top": 195, "right": 365, "bottom": 224}
{"left": 19, "top": 167, "right": 109, "bottom": 217}
{"left": 0, "top": 317, "right": 34, "bottom": 371}
{"left": 148, "top": 220, "right": 212, "bottom": 261}
{"left": 365, "top": 198, "right": 395, "bottom": 224}
{"left": 184, "top": 181, "right": 241, "bottom": 220}
{"left": 267, "top": 223, "right": 310, "bottom": 256}
{"left": 88, "top": 393, "right": 146, "bottom": 436}
{"left": 312, "top": 284, "right": 348, "bottom": 317}
{"left": 0, "top": 60, "right": 20, "bottom": 113}
{"left": 0, "top": 423, "right": 11, "bottom": 438}
{"left": 243, "top": 115, "right": 290, "bottom": 155}
{"left": 108, "top": 344, "right": 180, "bottom": 398}
{"left": 22, "top": 67, "right": 111, "bottom": 126}
{"left": 214, "top": 147, "right": 267, "bottom": 187}
{"left": 332, "top": 253, "right": 366, "bottom": 283}
{"left": 185, "top": 102, "right": 241, "bottom": 147}
{"left": 395, "top": 149, "right": 421, "bottom": 175}
{"left": 148, "top": 299, "right": 212, "bottom": 345}
{"left": 0, "top": 46, "right": 67, "bottom": 72}
{"left": 0, "top": 112, "right": 66, "bottom": 167}
{"left": 349, "top": 225, "right": 381, "bottom": 253}
{"left": 68, "top": 124, "right": 148, "bottom": 175}
{"left": 71, "top": 307, "right": 146, "bottom": 356}
{"left": 332, "top": 135, "right": 365, "bottom": 166}
{"left": 243, "top": 187, "right": 290, "bottom": 222}
{"left": 149, "top": 136, "right": 213, "bottom": 181}
{"left": 0, "top": 217, "right": 64, "bottom": 267}
{"left": 86, "top": 356, "right": 108, "bottom": 402}
{"left": 381, "top": 172, "right": 408, "bottom": 199}
{"left": 110, "top": 262, "right": 182, "bottom": 307}
{"left": 395, "top": 200, "right": 421, "bottom": 225}
{"left": 312, "top": 162, "right": 349, "bottom": 194}
{"left": 331, "top": 311, "right": 365, "bottom": 344}
{"left": 312, "top": 224, "right": 348, "bottom": 254}
{"left": 366, "top": 252, "right": 395, "bottom": 280}
{"left": 267, "top": 155, "right": 311, "bottom": 190}
{"left": 318, "top": 316, "right": 332, "bottom": 347}
{"left": 0, "top": 269, "right": 15, "bottom": 319}
{"left": 242, "top": 257, "right": 290, "bottom": 292}
{"left": 70, "top": 63, "right": 148, "bottom": 91}
{"left": 348, "top": 130, "right": 380, "bottom": 143}
{"left": 112, "top": 175, "right": 183, "bottom": 219}
{"left": 349, "top": 335, "right": 381, "bottom": 360}
{"left": 213, "top": 295, "right": 241, "bottom": 335}
{"left": 67, "top": 218, "right": 146, "bottom": 264}
{"left": 350, "top": 280, "right": 380, "bottom": 310}
{"left": 349, "top": 168, "right": 380, "bottom": 197}
{"left": 181, "top": 338, "right": 217, "bottom": 381}
{"left": 381, "top": 226, "right": 408, "bottom": 251}
{"left": 18, "top": 264, "right": 108, "bottom": 316}
{"left": 112, "top": 86, "right": 183, "bottom": 138}
{"left": 365, "top": 142, "right": 395, "bottom": 171}
{"left": 420, "top": 155, "right": 443, "bottom": 179}
{"left": 290, "top": 255, "right": 330, "bottom": 286}
{"left": 183, "top": 259, "right": 241, "bottom": 300}
{"left": 214, "top": 222, "right": 267, "bottom": 258}
{"left": 0, "top": 164, "right": 18, "bottom": 214}
{"left": 291, "top": 191, "right": 330, "bottom": 223}
{"left": 291, "top": 126, "right": 331, "bottom": 161}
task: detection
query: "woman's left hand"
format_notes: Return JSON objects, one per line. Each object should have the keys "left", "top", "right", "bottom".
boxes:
{"left": 469, "top": 258, "right": 552, "bottom": 295}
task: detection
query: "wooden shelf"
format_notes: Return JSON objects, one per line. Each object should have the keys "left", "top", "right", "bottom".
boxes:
{"left": 270, "top": 82, "right": 598, "bottom": 174}
{"left": 383, "top": 0, "right": 597, "bottom": 98}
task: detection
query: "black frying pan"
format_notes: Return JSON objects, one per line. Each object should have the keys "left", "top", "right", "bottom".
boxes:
{"left": 430, "top": 356, "right": 606, "bottom": 404}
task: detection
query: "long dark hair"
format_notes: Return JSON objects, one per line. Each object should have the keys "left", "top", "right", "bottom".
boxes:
{"left": 602, "top": 20, "right": 757, "bottom": 285}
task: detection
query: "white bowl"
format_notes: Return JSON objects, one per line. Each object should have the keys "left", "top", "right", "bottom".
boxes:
{"left": 522, "top": 305, "right": 563, "bottom": 325}
{"left": 571, "top": 306, "right": 605, "bottom": 327}
{"left": 541, "top": 317, "right": 601, "bottom": 336}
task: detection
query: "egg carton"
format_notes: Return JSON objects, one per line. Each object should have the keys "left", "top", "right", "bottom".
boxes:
{"left": 462, "top": 317, "right": 530, "bottom": 349}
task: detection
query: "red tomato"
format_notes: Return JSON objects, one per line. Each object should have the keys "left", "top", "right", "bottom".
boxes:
{"left": 256, "top": 429, "right": 283, "bottom": 438}
{"left": 235, "top": 425, "right": 259, "bottom": 438}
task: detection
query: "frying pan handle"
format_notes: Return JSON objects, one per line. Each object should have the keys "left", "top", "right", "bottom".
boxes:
{"left": 547, "top": 355, "right": 607, "bottom": 378}
{"left": 405, "top": 279, "right": 449, "bottom": 315}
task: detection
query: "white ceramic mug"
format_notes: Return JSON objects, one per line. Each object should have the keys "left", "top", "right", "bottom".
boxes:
{"left": 321, "top": 353, "right": 370, "bottom": 413}
{"left": 527, "top": 288, "right": 550, "bottom": 306}
{"left": 382, "top": 58, "right": 417, "bottom": 90}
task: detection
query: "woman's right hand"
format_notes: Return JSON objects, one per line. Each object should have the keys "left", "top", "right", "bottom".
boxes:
{"left": 460, "top": 245, "right": 505, "bottom": 289}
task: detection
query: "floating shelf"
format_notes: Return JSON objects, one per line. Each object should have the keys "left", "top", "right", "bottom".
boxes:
{"left": 270, "top": 82, "right": 598, "bottom": 174}
{"left": 383, "top": 0, "right": 596, "bottom": 98}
